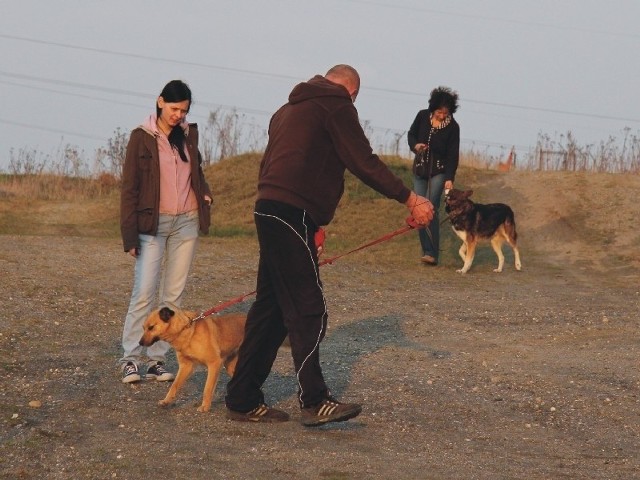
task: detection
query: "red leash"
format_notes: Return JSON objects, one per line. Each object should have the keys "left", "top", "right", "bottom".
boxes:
{"left": 319, "top": 217, "right": 421, "bottom": 266}
{"left": 190, "top": 216, "right": 422, "bottom": 323}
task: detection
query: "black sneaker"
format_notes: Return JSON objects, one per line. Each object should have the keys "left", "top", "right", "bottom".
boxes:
{"left": 300, "top": 397, "right": 362, "bottom": 427}
{"left": 122, "top": 362, "right": 141, "bottom": 384}
{"left": 226, "top": 403, "right": 290, "bottom": 423}
{"left": 146, "top": 362, "right": 175, "bottom": 382}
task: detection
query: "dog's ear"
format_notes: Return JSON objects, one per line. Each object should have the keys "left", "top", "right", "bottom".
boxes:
{"left": 159, "top": 307, "right": 175, "bottom": 322}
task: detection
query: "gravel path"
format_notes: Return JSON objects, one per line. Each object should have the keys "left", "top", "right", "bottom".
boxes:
{"left": 2, "top": 230, "right": 639, "bottom": 479}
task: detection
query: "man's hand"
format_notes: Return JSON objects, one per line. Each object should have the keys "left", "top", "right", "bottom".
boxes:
{"left": 314, "top": 228, "right": 326, "bottom": 257}
{"left": 405, "top": 192, "right": 434, "bottom": 226}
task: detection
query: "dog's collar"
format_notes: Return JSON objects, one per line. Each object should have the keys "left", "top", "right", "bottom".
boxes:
{"left": 188, "top": 312, "right": 206, "bottom": 327}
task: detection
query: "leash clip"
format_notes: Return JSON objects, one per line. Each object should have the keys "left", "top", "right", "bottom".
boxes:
{"left": 189, "top": 311, "right": 206, "bottom": 327}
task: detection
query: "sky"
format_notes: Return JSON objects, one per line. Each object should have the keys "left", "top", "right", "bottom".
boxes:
{"left": 1, "top": 0, "right": 639, "bottom": 172}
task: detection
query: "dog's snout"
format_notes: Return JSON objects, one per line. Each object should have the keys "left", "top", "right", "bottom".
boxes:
{"left": 139, "top": 335, "right": 158, "bottom": 347}
{"left": 138, "top": 335, "right": 158, "bottom": 347}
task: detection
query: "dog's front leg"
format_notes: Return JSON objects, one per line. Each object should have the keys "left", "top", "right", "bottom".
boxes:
{"left": 159, "top": 354, "right": 194, "bottom": 407}
{"left": 454, "top": 230, "right": 467, "bottom": 267}
{"left": 458, "top": 242, "right": 466, "bottom": 263}
{"left": 199, "top": 360, "right": 223, "bottom": 413}
{"left": 457, "top": 240, "right": 476, "bottom": 274}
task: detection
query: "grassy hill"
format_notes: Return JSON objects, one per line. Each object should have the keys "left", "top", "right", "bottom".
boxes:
{"left": 1, "top": 155, "right": 638, "bottom": 274}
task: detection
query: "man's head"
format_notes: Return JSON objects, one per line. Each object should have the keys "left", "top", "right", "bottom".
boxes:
{"left": 325, "top": 64, "right": 360, "bottom": 102}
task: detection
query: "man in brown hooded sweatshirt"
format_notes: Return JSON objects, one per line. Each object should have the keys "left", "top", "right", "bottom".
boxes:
{"left": 225, "top": 64, "right": 434, "bottom": 427}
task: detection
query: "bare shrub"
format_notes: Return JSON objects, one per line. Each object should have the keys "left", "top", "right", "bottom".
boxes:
{"left": 459, "top": 146, "right": 498, "bottom": 169}
{"left": 49, "top": 144, "right": 89, "bottom": 177}
{"left": 528, "top": 129, "right": 639, "bottom": 173}
{"left": 96, "top": 128, "right": 129, "bottom": 178}
{"left": 8, "top": 143, "right": 94, "bottom": 177}
{"left": 8, "top": 148, "right": 49, "bottom": 175}
{"left": 369, "top": 128, "right": 408, "bottom": 157}
{"left": 201, "top": 113, "right": 216, "bottom": 166}
{"left": 243, "top": 120, "right": 268, "bottom": 154}
{"left": 202, "top": 108, "right": 248, "bottom": 163}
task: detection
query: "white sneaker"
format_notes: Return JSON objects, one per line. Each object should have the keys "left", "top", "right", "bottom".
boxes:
{"left": 122, "top": 362, "right": 141, "bottom": 383}
{"left": 146, "top": 362, "right": 175, "bottom": 382}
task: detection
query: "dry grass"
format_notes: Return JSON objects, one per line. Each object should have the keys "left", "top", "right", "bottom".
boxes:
{"left": 0, "top": 174, "right": 120, "bottom": 236}
{"left": 207, "top": 153, "right": 440, "bottom": 266}
{"left": 0, "top": 172, "right": 118, "bottom": 201}
{"left": 0, "top": 154, "right": 525, "bottom": 262}
{"left": 3, "top": 154, "right": 637, "bottom": 273}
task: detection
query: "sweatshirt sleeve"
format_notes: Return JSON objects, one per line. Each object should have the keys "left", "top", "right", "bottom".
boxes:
{"left": 327, "top": 103, "right": 411, "bottom": 204}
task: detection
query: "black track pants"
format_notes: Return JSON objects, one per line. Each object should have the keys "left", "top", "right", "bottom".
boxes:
{"left": 225, "top": 200, "right": 329, "bottom": 411}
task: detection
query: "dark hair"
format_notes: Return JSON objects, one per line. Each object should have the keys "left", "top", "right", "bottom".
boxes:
{"left": 156, "top": 80, "right": 192, "bottom": 162}
{"left": 428, "top": 86, "right": 459, "bottom": 114}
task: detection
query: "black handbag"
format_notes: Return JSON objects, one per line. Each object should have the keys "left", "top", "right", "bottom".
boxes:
{"left": 413, "top": 150, "right": 430, "bottom": 178}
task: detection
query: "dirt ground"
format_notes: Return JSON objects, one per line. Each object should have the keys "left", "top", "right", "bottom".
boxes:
{"left": 1, "top": 170, "right": 640, "bottom": 479}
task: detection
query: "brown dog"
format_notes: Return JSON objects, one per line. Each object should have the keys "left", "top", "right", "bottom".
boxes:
{"left": 139, "top": 307, "right": 245, "bottom": 412}
{"left": 444, "top": 189, "right": 522, "bottom": 274}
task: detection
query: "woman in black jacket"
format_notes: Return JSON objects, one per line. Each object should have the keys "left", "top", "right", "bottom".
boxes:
{"left": 407, "top": 86, "right": 460, "bottom": 265}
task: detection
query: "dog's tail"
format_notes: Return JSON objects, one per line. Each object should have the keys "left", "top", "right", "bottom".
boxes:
{"left": 504, "top": 209, "right": 518, "bottom": 243}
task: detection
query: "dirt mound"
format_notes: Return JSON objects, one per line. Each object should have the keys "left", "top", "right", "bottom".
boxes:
{"left": 465, "top": 170, "right": 639, "bottom": 276}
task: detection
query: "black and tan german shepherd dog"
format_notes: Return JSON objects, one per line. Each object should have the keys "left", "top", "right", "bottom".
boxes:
{"left": 444, "top": 189, "right": 522, "bottom": 274}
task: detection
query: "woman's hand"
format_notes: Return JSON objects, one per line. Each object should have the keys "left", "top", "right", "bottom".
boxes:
{"left": 414, "top": 143, "right": 427, "bottom": 153}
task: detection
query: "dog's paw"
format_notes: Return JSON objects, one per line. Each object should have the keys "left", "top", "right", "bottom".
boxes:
{"left": 196, "top": 404, "right": 211, "bottom": 413}
{"left": 158, "top": 399, "right": 173, "bottom": 407}
{"left": 456, "top": 268, "right": 467, "bottom": 274}
{"left": 493, "top": 268, "right": 503, "bottom": 273}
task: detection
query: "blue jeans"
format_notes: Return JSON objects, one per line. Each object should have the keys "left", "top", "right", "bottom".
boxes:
{"left": 120, "top": 211, "right": 199, "bottom": 367}
{"left": 413, "top": 173, "right": 446, "bottom": 261}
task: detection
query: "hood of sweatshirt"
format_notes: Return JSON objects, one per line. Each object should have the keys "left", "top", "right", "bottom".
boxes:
{"left": 288, "top": 75, "right": 351, "bottom": 105}
{"left": 139, "top": 113, "right": 190, "bottom": 137}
